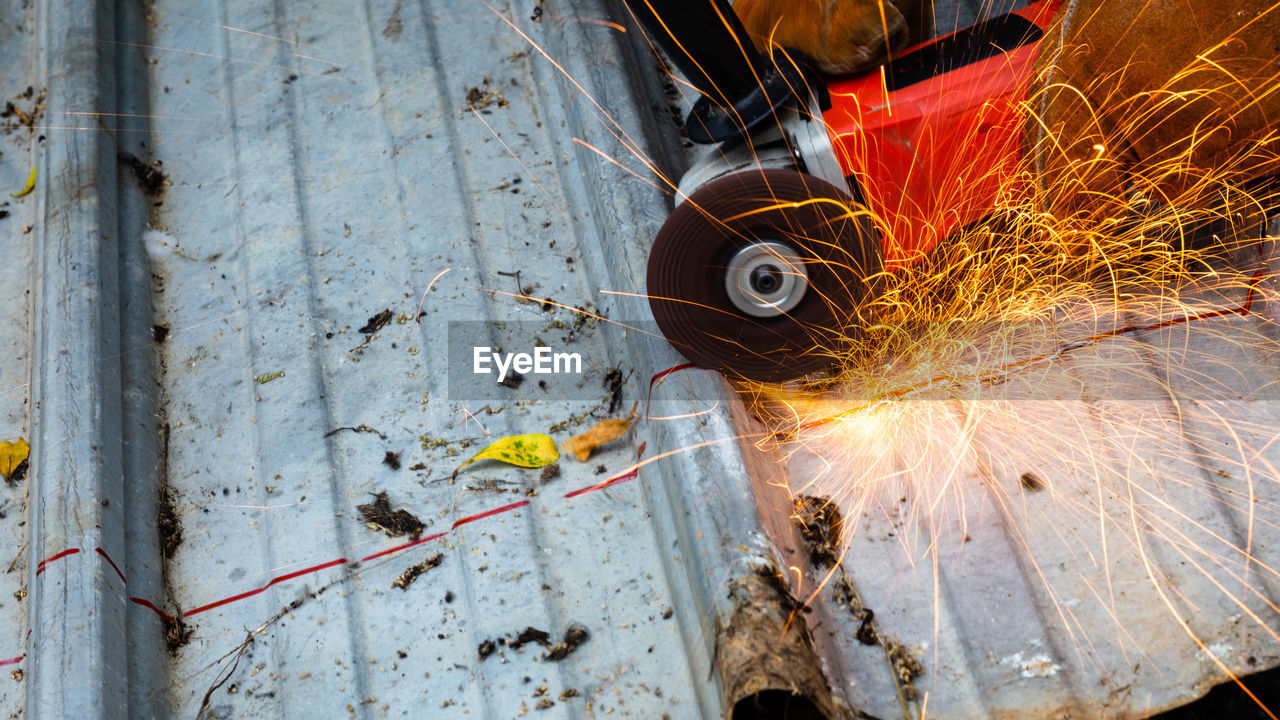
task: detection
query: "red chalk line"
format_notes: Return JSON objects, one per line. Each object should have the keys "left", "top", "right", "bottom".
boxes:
{"left": 183, "top": 557, "right": 350, "bottom": 618}
{"left": 35, "top": 548, "right": 80, "bottom": 575}
{"left": 129, "top": 597, "right": 175, "bottom": 623}
{"left": 96, "top": 547, "right": 126, "bottom": 583}
{"left": 646, "top": 361, "right": 697, "bottom": 418}
{"left": 359, "top": 531, "right": 448, "bottom": 564}
{"left": 8, "top": 363, "right": 684, "bottom": 667}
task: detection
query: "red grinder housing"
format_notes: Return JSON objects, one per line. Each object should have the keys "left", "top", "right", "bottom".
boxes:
{"left": 628, "top": 0, "right": 1061, "bottom": 381}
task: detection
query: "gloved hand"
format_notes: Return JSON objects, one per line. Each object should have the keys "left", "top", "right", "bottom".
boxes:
{"left": 732, "top": 0, "right": 932, "bottom": 75}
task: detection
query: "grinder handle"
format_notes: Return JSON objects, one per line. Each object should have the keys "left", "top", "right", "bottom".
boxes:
{"left": 617, "top": 0, "right": 804, "bottom": 144}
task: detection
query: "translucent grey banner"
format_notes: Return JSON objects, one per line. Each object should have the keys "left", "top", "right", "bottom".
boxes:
{"left": 446, "top": 320, "right": 663, "bottom": 403}
{"left": 446, "top": 316, "right": 1280, "bottom": 403}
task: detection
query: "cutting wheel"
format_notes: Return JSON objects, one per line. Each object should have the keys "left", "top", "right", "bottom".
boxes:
{"left": 647, "top": 168, "right": 881, "bottom": 382}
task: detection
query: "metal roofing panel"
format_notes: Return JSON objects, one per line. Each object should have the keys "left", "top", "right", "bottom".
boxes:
{"left": 0, "top": 0, "right": 37, "bottom": 713}
{"left": 5, "top": 0, "right": 1280, "bottom": 718}
{"left": 764, "top": 232, "right": 1280, "bottom": 718}
{"left": 10, "top": 0, "right": 751, "bottom": 717}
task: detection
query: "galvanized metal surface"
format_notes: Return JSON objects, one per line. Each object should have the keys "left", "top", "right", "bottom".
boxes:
{"left": 6, "top": 0, "right": 765, "bottom": 717}
{"left": 772, "top": 231, "right": 1280, "bottom": 717}
{"left": 0, "top": 0, "right": 37, "bottom": 713}
{"left": 4, "top": 0, "right": 1279, "bottom": 718}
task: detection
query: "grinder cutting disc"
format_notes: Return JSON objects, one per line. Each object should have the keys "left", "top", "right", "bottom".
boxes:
{"left": 647, "top": 168, "right": 881, "bottom": 382}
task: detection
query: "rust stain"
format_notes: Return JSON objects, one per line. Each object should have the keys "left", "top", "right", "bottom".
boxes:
{"left": 716, "top": 564, "right": 840, "bottom": 720}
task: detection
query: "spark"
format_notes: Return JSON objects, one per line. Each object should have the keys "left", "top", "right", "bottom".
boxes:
{"left": 416, "top": 268, "right": 452, "bottom": 323}
{"left": 88, "top": 38, "right": 327, "bottom": 77}
{"left": 20, "top": 125, "right": 228, "bottom": 137}
{"left": 454, "top": 407, "right": 490, "bottom": 438}
{"left": 623, "top": 13, "right": 1280, "bottom": 715}
{"left": 546, "top": 15, "right": 627, "bottom": 33}
{"left": 469, "top": 107, "right": 573, "bottom": 220}
{"left": 63, "top": 110, "right": 218, "bottom": 123}
{"left": 209, "top": 501, "right": 320, "bottom": 510}
{"left": 168, "top": 12, "right": 315, "bottom": 48}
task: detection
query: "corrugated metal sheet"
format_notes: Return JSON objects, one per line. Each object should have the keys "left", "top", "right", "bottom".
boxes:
{"left": 3, "top": 0, "right": 1279, "bottom": 718}
{"left": 0, "top": 0, "right": 37, "bottom": 710}
{"left": 765, "top": 228, "right": 1280, "bottom": 717}
{"left": 11, "top": 0, "right": 746, "bottom": 717}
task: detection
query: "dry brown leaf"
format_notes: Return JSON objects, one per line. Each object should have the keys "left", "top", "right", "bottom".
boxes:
{"left": 562, "top": 403, "right": 637, "bottom": 462}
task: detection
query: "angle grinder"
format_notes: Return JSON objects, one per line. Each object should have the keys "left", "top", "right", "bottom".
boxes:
{"left": 623, "top": 0, "right": 1060, "bottom": 381}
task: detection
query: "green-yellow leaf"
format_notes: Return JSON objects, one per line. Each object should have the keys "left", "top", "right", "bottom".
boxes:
{"left": 452, "top": 433, "right": 558, "bottom": 480}
{"left": 0, "top": 437, "right": 30, "bottom": 482}
{"left": 11, "top": 166, "right": 35, "bottom": 198}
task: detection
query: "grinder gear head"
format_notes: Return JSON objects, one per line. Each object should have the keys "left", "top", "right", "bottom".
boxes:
{"left": 646, "top": 169, "right": 880, "bottom": 382}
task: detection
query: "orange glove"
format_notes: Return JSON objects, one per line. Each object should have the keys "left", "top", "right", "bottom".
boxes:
{"left": 732, "top": 0, "right": 932, "bottom": 75}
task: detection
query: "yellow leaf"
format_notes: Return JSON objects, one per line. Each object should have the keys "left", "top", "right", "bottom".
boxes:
{"left": 11, "top": 166, "right": 35, "bottom": 198}
{"left": 562, "top": 403, "right": 637, "bottom": 462}
{"left": 0, "top": 438, "right": 29, "bottom": 482}
{"left": 452, "top": 433, "right": 559, "bottom": 480}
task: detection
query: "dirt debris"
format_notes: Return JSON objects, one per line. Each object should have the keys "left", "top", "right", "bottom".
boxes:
{"left": 541, "top": 302, "right": 600, "bottom": 342}
{"left": 509, "top": 626, "right": 552, "bottom": 650}
{"left": 157, "top": 492, "right": 182, "bottom": 558}
{"left": 383, "top": 451, "right": 402, "bottom": 470}
{"left": 419, "top": 434, "right": 476, "bottom": 456}
{"left": 833, "top": 574, "right": 923, "bottom": 699}
{"left": 164, "top": 616, "right": 194, "bottom": 655}
{"left": 157, "top": 425, "right": 182, "bottom": 559}
{"left": 833, "top": 576, "right": 877, "bottom": 646}
{"left": 538, "top": 463, "right": 560, "bottom": 484}
{"left": 0, "top": 87, "right": 44, "bottom": 134}
{"left": 5, "top": 459, "right": 26, "bottom": 485}
{"left": 117, "top": 152, "right": 169, "bottom": 197}
{"left": 323, "top": 424, "right": 388, "bottom": 441}
{"left": 478, "top": 639, "right": 497, "bottom": 661}
{"left": 547, "top": 405, "right": 604, "bottom": 434}
{"left": 357, "top": 491, "right": 424, "bottom": 540}
{"left": 382, "top": 0, "right": 404, "bottom": 40}
{"left": 350, "top": 308, "right": 395, "bottom": 353}
{"left": 359, "top": 309, "right": 393, "bottom": 335}
{"left": 602, "top": 367, "right": 628, "bottom": 414}
{"left": 547, "top": 365, "right": 627, "bottom": 433}
{"left": 794, "top": 494, "right": 843, "bottom": 568}
{"left": 884, "top": 637, "right": 925, "bottom": 699}
{"left": 465, "top": 79, "right": 509, "bottom": 111}
{"left": 545, "top": 624, "right": 590, "bottom": 661}
{"left": 392, "top": 552, "right": 442, "bottom": 590}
